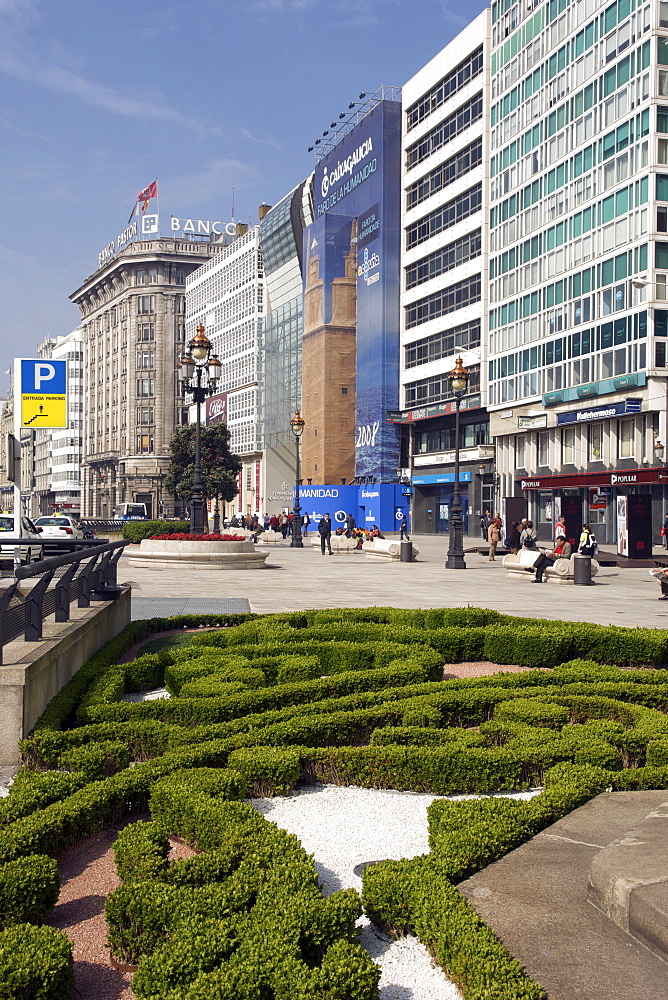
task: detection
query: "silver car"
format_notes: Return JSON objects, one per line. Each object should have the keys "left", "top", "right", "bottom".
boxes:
{"left": 0, "top": 514, "right": 44, "bottom": 565}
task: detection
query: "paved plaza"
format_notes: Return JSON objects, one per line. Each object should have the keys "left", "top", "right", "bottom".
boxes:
{"left": 120, "top": 534, "right": 668, "bottom": 628}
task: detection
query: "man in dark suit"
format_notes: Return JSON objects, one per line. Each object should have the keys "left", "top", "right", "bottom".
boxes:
{"left": 318, "top": 513, "right": 333, "bottom": 555}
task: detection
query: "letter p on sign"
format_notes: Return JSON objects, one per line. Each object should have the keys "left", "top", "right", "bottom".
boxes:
{"left": 35, "top": 364, "right": 56, "bottom": 390}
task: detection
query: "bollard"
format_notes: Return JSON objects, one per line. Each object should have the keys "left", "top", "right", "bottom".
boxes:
{"left": 400, "top": 540, "right": 413, "bottom": 563}
{"left": 573, "top": 553, "right": 593, "bottom": 585}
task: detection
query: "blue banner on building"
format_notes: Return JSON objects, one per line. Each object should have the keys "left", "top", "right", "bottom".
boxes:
{"left": 295, "top": 484, "right": 409, "bottom": 533}
{"left": 303, "top": 100, "right": 402, "bottom": 482}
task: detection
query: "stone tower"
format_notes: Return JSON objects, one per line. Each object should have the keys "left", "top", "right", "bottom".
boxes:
{"left": 301, "top": 221, "right": 357, "bottom": 485}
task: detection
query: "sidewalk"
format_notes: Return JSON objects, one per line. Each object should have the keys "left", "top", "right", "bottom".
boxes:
{"left": 119, "top": 533, "right": 668, "bottom": 628}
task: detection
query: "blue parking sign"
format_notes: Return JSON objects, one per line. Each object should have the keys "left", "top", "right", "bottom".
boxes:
{"left": 21, "top": 360, "right": 67, "bottom": 394}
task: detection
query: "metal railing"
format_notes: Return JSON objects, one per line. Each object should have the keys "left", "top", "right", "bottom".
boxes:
{"left": 0, "top": 539, "right": 130, "bottom": 664}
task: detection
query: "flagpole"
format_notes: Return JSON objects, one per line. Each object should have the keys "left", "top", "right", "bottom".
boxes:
{"left": 156, "top": 178, "right": 160, "bottom": 236}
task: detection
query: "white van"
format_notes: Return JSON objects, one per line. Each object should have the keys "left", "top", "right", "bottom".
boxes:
{"left": 0, "top": 514, "right": 44, "bottom": 566}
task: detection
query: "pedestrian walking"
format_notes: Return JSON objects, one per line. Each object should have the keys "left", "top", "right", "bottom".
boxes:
{"left": 487, "top": 518, "right": 501, "bottom": 561}
{"left": 318, "top": 513, "right": 333, "bottom": 555}
{"left": 553, "top": 514, "right": 567, "bottom": 541}
{"left": 345, "top": 513, "right": 356, "bottom": 537}
{"left": 302, "top": 512, "right": 310, "bottom": 537}
{"left": 660, "top": 514, "right": 668, "bottom": 549}
{"left": 578, "top": 523, "right": 597, "bottom": 555}
{"left": 400, "top": 516, "right": 409, "bottom": 540}
{"left": 480, "top": 509, "right": 491, "bottom": 540}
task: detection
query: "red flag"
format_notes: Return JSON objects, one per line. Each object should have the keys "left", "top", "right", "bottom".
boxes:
{"left": 137, "top": 180, "right": 158, "bottom": 202}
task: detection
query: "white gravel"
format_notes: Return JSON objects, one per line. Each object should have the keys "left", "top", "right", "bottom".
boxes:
{"left": 251, "top": 783, "right": 540, "bottom": 1000}
{"left": 122, "top": 687, "right": 170, "bottom": 702}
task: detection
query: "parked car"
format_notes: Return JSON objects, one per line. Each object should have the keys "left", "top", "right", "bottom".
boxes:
{"left": 0, "top": 514, "right": 44, "bottom": 566}
{"left": 34, "top": 515, "right": 84, "bottom": 553}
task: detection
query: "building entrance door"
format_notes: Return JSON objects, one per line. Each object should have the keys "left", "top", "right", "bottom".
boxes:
{"left": 135, "top": 493, "right": 153, "bottom": 519}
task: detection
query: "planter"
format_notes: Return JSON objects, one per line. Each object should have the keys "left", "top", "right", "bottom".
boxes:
{"left": 126, "top": 539, "right": 270, "bottom": 570}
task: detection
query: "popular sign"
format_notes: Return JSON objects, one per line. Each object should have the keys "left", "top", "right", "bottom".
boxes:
{"left": 18, "top": 359, "right": 68, "bottom": 429}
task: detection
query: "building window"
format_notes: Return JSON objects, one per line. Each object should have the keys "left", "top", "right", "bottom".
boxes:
{"left": 138, "top": 295, "right": 155, "bottom": 314}
{"left": 136, "top": 270, "right": 146, "bottom": 285}
{"left": 589, "top": 423, "right": 604, "bottom": 461}
{"left": 136, "top": 434, "right": 154, "bottom": 453}
{"left": 148, "top": 267, "right": 158, "bottom": 284}
{"left": 176, "top": 268, "right": 185, "bottom": 284}
{"left": 538, "top": 431, "right": 550, "bottom": 467}
{"left": 618, "top": 419, "right": 634, "bottom": 458}
{"left": 137, "top": 351, "right": 155, "bottom": 370}
{"left": 561, "top": 427, "right": 575, "bottom": 465}
{"left": 406, "top": 92, "right": 483, "bottom": 170}
{"left": 341, "top": 387, "right": 348, "bottom": 395}
{"left": 137, "top": 378, "right": 155, "bottom": 397}
{"left": 405, "top": 274, "right": 481, "bottom": 329}
{"left": 406, "top": 46, "right": 483, "bottom": 131}
{"left": 138, "top": 323, "right": 154, "bottom": 341}
{"left": 406, "top": 184, "right": 482, "bottom": 251}
{"left": 405, "top": 320, "right": 480, "bottom": 369}
{"left": 137, "top": 406, "right": 154, "bottom": 426}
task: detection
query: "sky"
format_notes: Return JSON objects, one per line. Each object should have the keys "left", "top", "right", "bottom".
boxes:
{"left": 0, "top": 0, "right": 488, "bottom": 382}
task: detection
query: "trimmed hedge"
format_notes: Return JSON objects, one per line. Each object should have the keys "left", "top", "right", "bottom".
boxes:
{"left": 121, "top": 519, "right": 190, "bottom": 542}
{"left": 0, "top": 923, "right": 73, "bottom": 1000}
{"left": 10, "top": 608, "right": 668, "bottom": 999}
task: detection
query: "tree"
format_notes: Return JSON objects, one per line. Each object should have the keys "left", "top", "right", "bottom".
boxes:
{"left": 164, "top": 424, "right": 241, "bottom": 507}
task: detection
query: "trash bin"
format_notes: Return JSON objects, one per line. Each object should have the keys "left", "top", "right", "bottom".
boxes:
{"left": 400, "top": 540, "right": 413, "bottom": 563}
{"left": 573, "top": 553, "right": 593, "bottom": 586}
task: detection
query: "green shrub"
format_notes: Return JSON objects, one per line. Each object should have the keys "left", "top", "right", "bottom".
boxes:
{"left": 0, "top": 923, "right": 73, "bottom": 999}
{"left": 0, "top": 771, "right": 86, "bottom": 828}
{"left": 0, "top": 856, "right": 59, "bottom": 927}
{"left": 227, "top": 747, "right": 301, "bottom": 796}
{"left": 646, "top": 739, "right": 668, "bottom": 767}
{"left": 276, "top": 655, "right": 322, "bottom": 684}
{"left": 113, "top": 821, "right": 170, "bottom": 883}
{"left": 494, "top": 698, "right": 570, "bottom": 729}
{"left": 58, "top": 740, "right": 130, "bottom": 780}
{"left": 122, "top": 520, "right": 190, "bottom": 542}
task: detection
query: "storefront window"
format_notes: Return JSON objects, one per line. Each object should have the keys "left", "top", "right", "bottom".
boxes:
{"left": 538, "top": 431, "right": 550, "bottom": 466}
{"left": 538, "top": 490, "right": 553, "bottom": 525}
{"left": 618, "top": 419, "right": 635, "bottom": 459}
{"left": 561, "top": 427, "right": 575, "bottom": 464}
{"left": 589, "top": 423, "right": 603, "bottom": 461}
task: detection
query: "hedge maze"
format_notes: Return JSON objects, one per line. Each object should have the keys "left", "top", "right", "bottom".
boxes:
{"left": 5, "top": 606, "right": 668, "bottom": 999}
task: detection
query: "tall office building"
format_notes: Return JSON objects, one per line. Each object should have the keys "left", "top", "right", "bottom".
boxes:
{"left": 185, "top": 225, "right": 266, "bottom": 517}
{"left": 399, "top": 0, "right": 668, "bottom": 547}
{"left": 30, "top": 329, "right": 84, "bottom": 518}
{"left": 399, "top": 14, "right": 493, "bottom": 534}
{"left": 259, "top": 181, "right": 314, "bottom": 508}
{"left": 71, "top": 236, "right": 222, "bottom": 517}
{"left": 487, "top": 0, "right": 661, "bottom": 543}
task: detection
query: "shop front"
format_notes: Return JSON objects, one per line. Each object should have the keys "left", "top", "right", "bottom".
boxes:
{"left": 517, "top": 468, "right": 668, "bottom": 549}
{"left": 412, "top": 471, "right": 474, "bottom": 534}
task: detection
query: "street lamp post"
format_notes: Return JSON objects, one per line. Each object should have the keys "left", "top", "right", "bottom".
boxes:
{"left": 178, "top": 325, "right": 221, "bottom": 535}
{"left": 290, "top": 410, "right": 305, "bottom": 548}
{"left": 445, "top": 357, "right": 470, "bottom": 570}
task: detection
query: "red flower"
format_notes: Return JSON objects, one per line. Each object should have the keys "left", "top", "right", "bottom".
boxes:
{"left": 148, "top": 533, "right": 246, "bottom": 541}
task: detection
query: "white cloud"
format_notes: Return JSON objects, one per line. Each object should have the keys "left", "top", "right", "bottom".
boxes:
{"left": 166, "top": 158, "right": 263, "bottom": 208}
{"left": 0, "top": 48, "right": 222, "bottom": 136}
{"left": 240, "top": 126, "right": 282, "bottom": 151}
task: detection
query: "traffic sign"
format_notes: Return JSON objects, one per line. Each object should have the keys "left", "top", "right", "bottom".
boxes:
{"left": 17, "top": 359, "right": 68, "bottom": 429}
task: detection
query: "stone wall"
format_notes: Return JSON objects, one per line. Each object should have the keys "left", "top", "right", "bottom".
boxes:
{"left": 0, "top": 588, "right": 130, "bottom": 765}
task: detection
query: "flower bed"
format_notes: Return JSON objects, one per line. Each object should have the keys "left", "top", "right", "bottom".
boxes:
{"left": 147, "top": 533, "right": 246, "bottom": 541}
{"left": 7, "top": 608, "right": 668, "bottom": 998}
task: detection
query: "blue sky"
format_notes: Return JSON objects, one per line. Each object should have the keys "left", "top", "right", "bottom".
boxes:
{"left": 0, "top": 0, "right": 487, "bottom": 378}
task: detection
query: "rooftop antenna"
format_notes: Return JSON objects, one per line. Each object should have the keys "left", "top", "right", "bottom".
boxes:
{"left": 231, "top": 187, "right": 236, "bottom": 223}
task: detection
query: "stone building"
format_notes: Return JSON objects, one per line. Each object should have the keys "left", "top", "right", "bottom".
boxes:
{"left": 301, "top": 221, "right": 358, "bottom": 485}
{"left": 70, "top": 237, "right": 223, "bottom": 517}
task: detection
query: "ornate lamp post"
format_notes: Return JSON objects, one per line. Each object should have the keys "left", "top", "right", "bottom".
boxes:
{"left": 445, "top": 357, "right": 470, "bottom": 570}
{"left": 290, "top": 410, "right": 305, "bottom": 548}
{"left": 178, "top": 325, "right": 221, "bottom": 534}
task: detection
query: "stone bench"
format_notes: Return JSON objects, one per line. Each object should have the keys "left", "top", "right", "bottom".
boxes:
{"left": 309, "top": 535, "right": 359, "bottom": 553}
{"left": 362, "top": 538, "right": 420, "bottom": 561}
{"left": 256, "top": 529, "right": 285, "bottom": 544}
{"left": 502, "top": 548, "right": 599, "bottom": 584}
